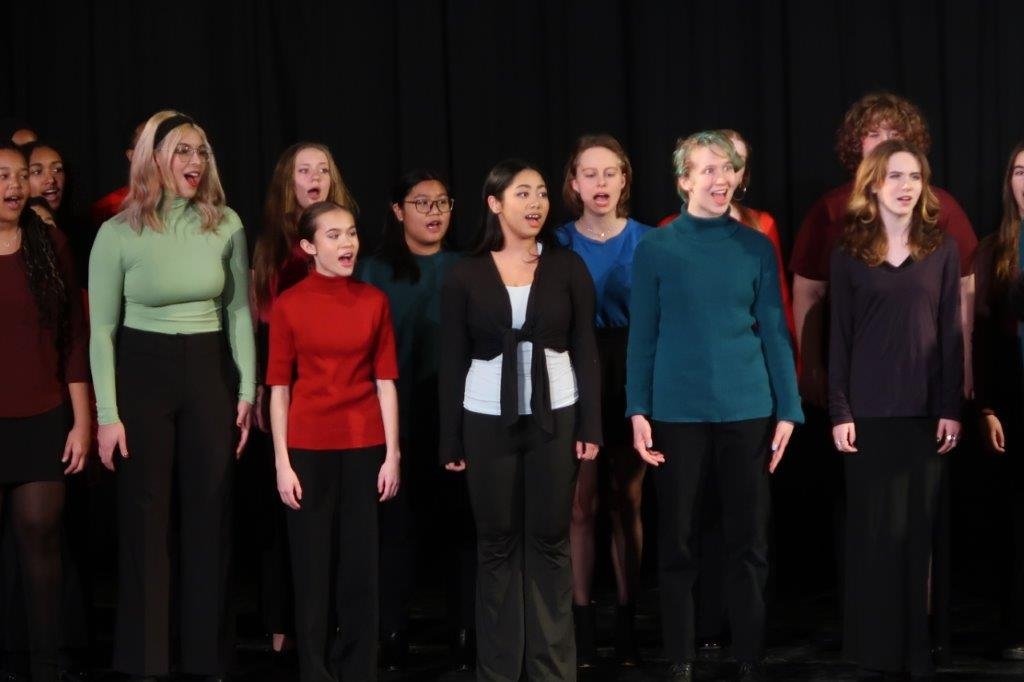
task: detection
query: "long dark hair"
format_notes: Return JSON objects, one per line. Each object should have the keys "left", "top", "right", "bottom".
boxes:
{"left": 473, "top": 159, "right": 551, "bottom": 255}
{"left": 991, "top": 141, "right": 1024, "bottom": 291}
{"left": 1, "top": 143, "right": 70, "bottom": 368}
{"left": 376, "top": 169, "right": 452, "bottom": 283}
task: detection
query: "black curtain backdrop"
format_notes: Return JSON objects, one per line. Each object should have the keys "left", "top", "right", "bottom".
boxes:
{"left": 3, "top": 0, "right": 1022, "bottom": 254}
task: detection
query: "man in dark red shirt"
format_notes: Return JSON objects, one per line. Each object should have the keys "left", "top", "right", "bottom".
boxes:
{"left": 790, "top": 92, "right": 977, "bottom": 406}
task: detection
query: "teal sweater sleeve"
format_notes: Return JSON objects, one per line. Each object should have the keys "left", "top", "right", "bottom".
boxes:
{"left": 625, "top": 237, "right": 658, "bottom": 416}
{"left": 624, "top": 214, "right": 803, "bottom": 424}
{"left": 753, "top": 240, "right": 803, "bottom": 423}
{"left": 224, "top": 224, "right": 257, "bottom": 405}
{"left": 88, "top": 222, "right": 126, "bottom": 425}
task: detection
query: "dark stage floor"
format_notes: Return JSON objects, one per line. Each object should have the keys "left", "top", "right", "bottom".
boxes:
{"left": 62, "top": 590, "right": 1024, "bottom": 681}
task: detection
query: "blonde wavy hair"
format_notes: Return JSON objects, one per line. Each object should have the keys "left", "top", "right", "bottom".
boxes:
{"left": 841, "top": 139, "right": 941, "bottom": 266}
{"left": 121, "top": 110, "right": 225, "bottom": 233}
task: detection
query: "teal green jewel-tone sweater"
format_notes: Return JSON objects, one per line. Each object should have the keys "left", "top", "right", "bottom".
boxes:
{"left": 357, "top": 251, "right": 461, "bottom": 438}
{"left": 625, "top": 211, "right": 803, "bottom": 424}
{"left": 89, "top": 197, "right": 257, "bottom": 425}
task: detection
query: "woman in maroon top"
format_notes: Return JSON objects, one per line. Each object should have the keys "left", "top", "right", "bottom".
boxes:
{"left": 267, "top": 200, "right": 400, "bottom": 682}
{"left": 0, "top": 143, "right": 90, "bottom": 682}
{"left": 249, "top": 142, "right": 357, "bottom": 653}
{"left": 829, "top": 140, "right": 962, "bottom": 679}
{"left": 973, "top": 141, "right": 1024, "bottom": 659}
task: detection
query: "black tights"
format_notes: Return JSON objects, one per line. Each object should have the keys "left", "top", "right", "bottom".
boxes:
{"left": 0, "top": 481, "right": 64, "bottom": 682}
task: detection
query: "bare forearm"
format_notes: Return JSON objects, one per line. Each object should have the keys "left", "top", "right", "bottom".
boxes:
{"left": 792, "top": 275, "right": 827, "bottom": 361}
{"left": 67, "top": 382, "right": 91, "bottom": 428}
{"left": 961, "top": 275, "right": 975, "bottom": 398}
{"left": 376, "top": 379, "right": 400, "bottom": 461}
{"left": 269, "top": 386, "right": 291, "bottom": 468}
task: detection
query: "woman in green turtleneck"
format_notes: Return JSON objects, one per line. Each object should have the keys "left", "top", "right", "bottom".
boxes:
{"left": 88, "top": 110, "right": 255, "bottom": 682}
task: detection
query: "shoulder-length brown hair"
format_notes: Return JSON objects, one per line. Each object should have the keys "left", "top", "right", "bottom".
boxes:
{"left": 562, "top": 134, "right": 632, "bottom": 219}
{"left": 990, "top": 141, "right": 1024, "bottom": 289}
{"left": 835, "top": 92, "right": 932, "bottom": 175}
{"left": 841, "top": 139, "right": 942, "bottom": 266}
{"left": 252, "top": 142, "right": 357, "bottom": 311}
{"left": 121, "top": 110, "right": 225, "bottom": 233}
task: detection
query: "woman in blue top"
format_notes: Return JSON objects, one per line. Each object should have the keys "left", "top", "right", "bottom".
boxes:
{"left": 555, "top": 134, "right": 651, "bottom": 667}
{"left": 626, "top": 131, "right": 801, "bottom": 682}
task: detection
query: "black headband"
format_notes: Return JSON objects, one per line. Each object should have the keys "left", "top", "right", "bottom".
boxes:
{"left": 153, "top": 114, "right": 195, "bottom": 149}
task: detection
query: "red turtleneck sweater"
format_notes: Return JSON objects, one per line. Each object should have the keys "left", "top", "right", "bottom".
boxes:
{"left": 266, "top": 270, "right": 398, "bottom": 450}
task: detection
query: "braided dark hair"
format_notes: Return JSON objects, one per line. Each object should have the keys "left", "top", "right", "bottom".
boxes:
{"left": 1, "top": 143, "right": 70, "bottom": 372}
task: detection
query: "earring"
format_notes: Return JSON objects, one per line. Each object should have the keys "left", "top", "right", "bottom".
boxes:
{"left": 733, "top": 186, "right": 748, "bottom": 202}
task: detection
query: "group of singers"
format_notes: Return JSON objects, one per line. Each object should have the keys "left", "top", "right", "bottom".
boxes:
{"left": 0, "top": 90, "right": 1021, "bottom": 682}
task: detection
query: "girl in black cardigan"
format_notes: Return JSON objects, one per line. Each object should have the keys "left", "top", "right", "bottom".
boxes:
{"left": 439, "top": 159, "right": 601, "bottom": 681}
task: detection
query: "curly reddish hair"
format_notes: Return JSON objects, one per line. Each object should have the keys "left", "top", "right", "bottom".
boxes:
{"left": 835, "top": 92, "right": 931, "bottom": 174}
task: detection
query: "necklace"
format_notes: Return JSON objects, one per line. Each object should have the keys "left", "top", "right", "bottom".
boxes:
{"left": 578, "top": 220, "right": 613, "bottom": 241}
{"left": 0, "top": 228, "right": 20, "bottom": 250}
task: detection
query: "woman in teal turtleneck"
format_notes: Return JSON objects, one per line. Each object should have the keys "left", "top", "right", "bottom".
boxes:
{"left": 357, "top": 169, "right": 473, "bottom": 672}
{"left": 626, "top": 130, "right": 801, "bottom": 682}
{"left": 88, "top": 110, "right": 256, "bottom": 681}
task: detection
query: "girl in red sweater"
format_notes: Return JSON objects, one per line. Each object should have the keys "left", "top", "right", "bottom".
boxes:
{"left": 267, "top": 200, "right": 400, "bottom": 682}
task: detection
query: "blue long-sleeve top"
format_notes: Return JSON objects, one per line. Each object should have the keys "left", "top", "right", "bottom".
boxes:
{"left": 625, "top": 212, "right": 803, "bottom": 424}
{"left": 555, "top": 218, "right": 653, "bottom": 328}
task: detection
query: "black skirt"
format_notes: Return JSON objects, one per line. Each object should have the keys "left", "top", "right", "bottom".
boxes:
{"left": 0, "top": 401, "right": 69, "bottom": 484}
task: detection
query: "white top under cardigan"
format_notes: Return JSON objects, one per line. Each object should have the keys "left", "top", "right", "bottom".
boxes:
{"left": 463, "top": 284, "right": 579, "bottom": 415}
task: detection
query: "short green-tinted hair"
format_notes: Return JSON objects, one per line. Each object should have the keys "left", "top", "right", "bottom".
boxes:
{"left": 672, "top": 130, "right": 744, "bottom": 200}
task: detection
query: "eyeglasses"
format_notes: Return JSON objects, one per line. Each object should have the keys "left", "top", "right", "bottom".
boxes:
{"left": 404, "top": 197, "right": 453, "bottom": 214}
{"left": 170, "top": 143, "right": 211, "bottom": 162}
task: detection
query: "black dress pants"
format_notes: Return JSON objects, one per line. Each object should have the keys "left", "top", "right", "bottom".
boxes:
{"left": 287, "top": 445, "right": 383, "bottom": 682}
{"left": 843, "top": 417, "right": 941, "bottom": 675}
{"left": 114, "top": 328, "right": 237, "bottom": 676}
{"left": 652, "top": 418, "right": 773, "bottom": 664}
{"left": 463, "top": 407, "right": 579, "bottom": 682}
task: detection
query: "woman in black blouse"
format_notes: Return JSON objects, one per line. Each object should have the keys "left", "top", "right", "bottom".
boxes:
{"left": 829, "top": 140, "right": 962, "bottom": 678}
{"left": 439, "top": 159, "right": 601, "bottom": 681}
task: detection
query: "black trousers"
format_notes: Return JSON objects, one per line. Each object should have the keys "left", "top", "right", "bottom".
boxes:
{"left": 287, "top": 445, "right": 383, "bottom": 682}
{"left": 114, "top": 328, "right": 237, "bottom": 676}
{"left": 652, "top": 418, "right": 773, "bottom": 664}
{"left": 843, "top": 417, "right": 941, "bottom": 675}
{"left": 463, "top": 407, "right": 579, "bottom": 682}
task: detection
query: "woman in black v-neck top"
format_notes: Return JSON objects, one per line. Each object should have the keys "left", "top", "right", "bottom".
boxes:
{"left": 829, "top": 140, "right": 963, "bottom": 678}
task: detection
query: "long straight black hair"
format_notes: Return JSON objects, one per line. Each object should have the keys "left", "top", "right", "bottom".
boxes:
{"left": 472, "top": 158, "right": 552, "bottom": 256}
{"left": 375, "top": 169, "right": 452, "bottom": 283}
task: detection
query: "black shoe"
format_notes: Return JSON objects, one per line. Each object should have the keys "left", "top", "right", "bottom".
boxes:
{"left": 614, "top": 603, "right": 641, "bottom": 666}
{"left": 735, "top": 661, "right": 765, "bottom": 682}
{"left": 930, "top": 644, "right": 951, "bottom": 667}
{"left": 854, "top": 668, "right": 883, "bottom": 681}
{"left": 574, "top": 604, "right": 597, "bottom": 668}
{"left": 452, "top": 627, "right": 476, "bottom": 673}
{"left": 381, "top": 630, "right": 409, "bottom": 672}
{"left": 666, "top": 661, "right": 694, "bottom": 681}
{"left": 696, "top": 637, "right": 724, "bottom": 655}
{"left": 1003, "top": 643, "right": 1024, "bottom": 660}
{"left": 59, "top": 670, "right": 92, "bottom": 682}
{"left": 1, "top": 673, "right": 30, "bottom": 682}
